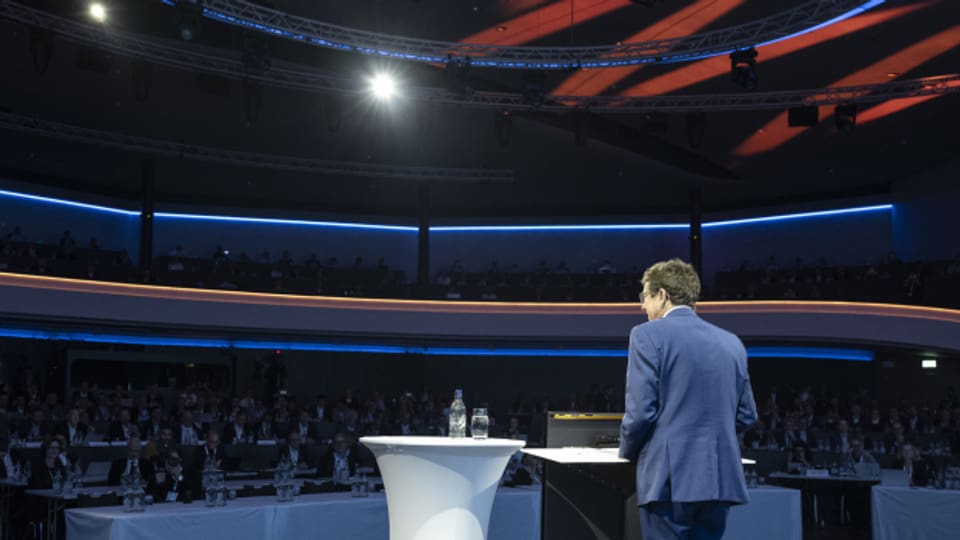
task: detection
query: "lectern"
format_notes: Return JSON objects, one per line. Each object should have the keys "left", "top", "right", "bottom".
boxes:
{"left": 523, "top": 412, "right": 641, "bottom": 540}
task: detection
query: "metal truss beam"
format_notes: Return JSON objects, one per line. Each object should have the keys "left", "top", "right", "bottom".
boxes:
{"left": 0, "top": 112, "right": 514, "bottom": 183}
{"left": 3, "top": 1, "right": 956, "bottom": 115}
{"left": 175, "top": 0, "right": 885, "bottom": 69}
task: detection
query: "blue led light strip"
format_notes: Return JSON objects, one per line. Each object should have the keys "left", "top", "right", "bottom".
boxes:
{"left": 0, "top": 189, "right": 139, "bottom": 216}
{"left": 0, "top": 187, "right": 892, "bottom": 232}
{"left": 0, "top": 327, "right": 874, "bottom": 361}
{"left": 153, "top": 212, "right": 419, "bottom": 233}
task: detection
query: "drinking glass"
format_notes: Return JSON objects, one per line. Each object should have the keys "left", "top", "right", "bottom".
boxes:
{"left": 471, "top": 408, "right": 489, "bottom": 439}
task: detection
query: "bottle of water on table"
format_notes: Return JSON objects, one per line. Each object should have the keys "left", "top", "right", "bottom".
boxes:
{"left": 449, "top": 389, "right": 466, "bottom": 439}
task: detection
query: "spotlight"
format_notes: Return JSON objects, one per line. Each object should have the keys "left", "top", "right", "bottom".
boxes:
{"left": 370, "top": 73, "right": 397, "bottom": 100}
{"left": 88, "top": 2, "right": 107, "bottom": 22}
{"left": 730, "top": 48, "right": 758, "bottom": 90}
{"left": 835, "top": 104, "right": 857, "bottom": 131}
{"left": 446, "top": 55, "right": 473, "bottom": 97}
{"left": 176, "top": 0, "right": 202, "bottom": 41}
{"left": 522, "top": 70, "right": 546, "bottom": 108}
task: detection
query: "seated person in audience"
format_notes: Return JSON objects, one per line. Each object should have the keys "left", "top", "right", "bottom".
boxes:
{"left": 829, "top": 419, "right": 852, "bottom": 453}
{"left": 109, "top": 407, "right": 138, "bottom": 441}
{"left": 895, "top": 442, "right": 934, "bottom": 487}
{"left": 0, "top": 439, "right": 22, "bottom": 479}
{"left": 223, "top": 410, "right": 252, "bottom": 445}
{"left": 743, "top": 419, "right": 773, "bottom": 449}
{"left": 29, "top": 437, "right": 68, "bottom": 489}
{"left": 904, "top": 406, "right": 925, "bottom": 433}
{"left": 867, "top": 407, "right": 884, "bottom": 433}
{"left": 143, "top": 426, "right": 177, "bottom": 463}
{"left": 313, "top": 395, "right": 328, "bottom": 423}
{"left": 108, "top": 435, "right": 156, "bottom": 486}
{"left": 151, "top": 450, "right": 188, "bottom": 503}
{"left": 503, "top": 416, "right": 524, "bottom": 440}
{"left": 192, "top": 429, "right": 224, "bottom": 471}
{"left": 840, "top": 436, "right": 877, "bottom": 473}
{"left": 173, "top": 410, "right": 202, "bottom": 446}
{"left": 57, "top": 408, "right": 88, "bottom": 447}
{"left": 778, "top": 418, "right": 809, "bottom": 449}
{"left": 317, "top": 432, "right": 360, "bottom": 478}
{"left": 785, "top": 441, "right": 813, "bottom": 473}
{"left": 256, "top": 410, "right": 279, "bottom": 441}
{"left": 140, "top": 406, "right": 165, "bottom": 441}
{"left": 20, "top": 408, "right": 50, "bottom": 442}
{"left": 277, "top": 431, "right": 310, "bottom": 470}
{"left": 294, "top": 410, "right": 318, "bottom": 445}
{"left": 884, "top": 422, "right": 907, "bottom": 455}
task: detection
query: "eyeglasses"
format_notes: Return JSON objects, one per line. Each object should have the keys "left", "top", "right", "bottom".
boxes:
{"left": 639, "top": 289, "right": 669, "bottom": 304}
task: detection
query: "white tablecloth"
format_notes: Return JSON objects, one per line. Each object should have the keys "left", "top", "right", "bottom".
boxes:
{"left": 872, "top": 486, "right": 960, "bottom": 540}
{"left": 65, "top": 487, "right": 540, "bottom": 540}
{"left": 724, "top": 486, "right": 802, "bottom": 540}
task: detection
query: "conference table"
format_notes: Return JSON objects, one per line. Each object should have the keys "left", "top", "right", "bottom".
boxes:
{"left": 724, "top": 486, "right": 802, "bottom": 540}
{"left": 65, "top": 487, "right": 540, "bottom": 540}
{"left": 871, "top": 486, "right": 960, "bottom": 540}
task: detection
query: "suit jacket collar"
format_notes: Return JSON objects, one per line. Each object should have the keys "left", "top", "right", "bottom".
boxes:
{"left": 664, "top": 305, "right": 696, "bottom": 318}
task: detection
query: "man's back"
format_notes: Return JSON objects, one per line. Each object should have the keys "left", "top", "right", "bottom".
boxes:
{"left": 620, "top": 307, "right": 756, "bottom": 505}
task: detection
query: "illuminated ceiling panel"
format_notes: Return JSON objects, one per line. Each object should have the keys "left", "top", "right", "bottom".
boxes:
{"left": 733, "top": 24, "right": 960, "bottom": 157}
{"left": 620, "top": 1, "right": 934, "bottom": 97}
{"left": 552, "top": 0, "right": 745, "bottom": 96}
{"left": 460, "top": 0, "right": 631, "bottom": 46}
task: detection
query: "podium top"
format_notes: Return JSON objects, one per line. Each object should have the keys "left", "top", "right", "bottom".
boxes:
{"left": 523, "top": 447, "right": 756, "bottom": 466}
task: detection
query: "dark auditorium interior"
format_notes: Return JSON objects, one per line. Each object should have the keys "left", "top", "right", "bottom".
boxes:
{"left": 1, "top": 1, "right": 959, "bottom": 539}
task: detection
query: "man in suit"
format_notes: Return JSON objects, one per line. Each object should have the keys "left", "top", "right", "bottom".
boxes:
{"left": 223, "top": 410, "right": 251, "bottom": 445}
{"left": 108, "top": 408, "right": 136, "bottom": 442}
{"left": 317, "top": 432, "right": 361, "bottom": 478}
{"left": 108, "top": 435, "right": 156, "bottom": 487}
{"left": 619, "top": 259, "right": 757, "bottom": 540}
{"left": 173, "top": 410, "right": 201, "bottom": 446}
{"left": 192, "top": 429, "right": 224, "bottom": 471}
{"left": 57, "top": 408, "right": 88, "bottom": 447}
{"left": 277, "top": 431, "right": 311, "bottom": 470}
{"left": 19, "top": 408, "right": 50, "bottom": 441}
{"left": 293, "top": 410, "right": 318, "bottom": 445}
{"left": 151, "top": 450, "right": 188, "bottom": 503}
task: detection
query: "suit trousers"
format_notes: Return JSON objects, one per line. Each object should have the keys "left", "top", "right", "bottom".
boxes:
{"left": 638, "top": 501, "right": 730, "bottom": 540}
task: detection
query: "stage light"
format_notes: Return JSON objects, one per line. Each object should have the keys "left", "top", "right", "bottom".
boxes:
{"left": 730, "top": 48, "right": 758, "bottom": 90}
{"left": 88, "top": 3, "right": 107, "bottom": 22}
{"left": 446, "top": 55, "right": 473, "bottom": 97}
{"left": 835, "top": 104, "right": 857, "bottom": 131}
{"left": 522, "top": 70, "right": 546, "bottom": 107}
{"left": 370, "top": 73, "right": 397, "bottom": 100}
{"left": 176, "top": 0, "right": 203, "bottom": 41}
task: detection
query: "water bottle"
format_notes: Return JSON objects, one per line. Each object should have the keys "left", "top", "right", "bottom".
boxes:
{"left": 449, "top": 389, "right": 467, "bottom": 439}
{"left": 52, "top": 469, "right": 63, "bottom": 495}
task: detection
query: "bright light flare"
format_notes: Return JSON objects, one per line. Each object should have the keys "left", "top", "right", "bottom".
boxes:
{"left": 369, "top": 74, "right": 397, "bottom": 100}
{"left": 89, "top": 2, "right": 107, "bottom": 23}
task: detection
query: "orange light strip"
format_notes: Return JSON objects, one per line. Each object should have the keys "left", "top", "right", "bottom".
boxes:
{"left": 2, "top": 272, "right": 960, "bottom": 323}
{"left": 733, "top": 23, "right": 960, "bottom": 157}
{"left": 552, "top": 0, "right": 745, "bottom": 96}
{"left": 460, "top": 0, "right": 631, "bottom": 47}
{"left": 621, "top": 1, "right": 935, "bottom": 97}
{"left": 858, "top": 88, "right": 957, "bottom": 125}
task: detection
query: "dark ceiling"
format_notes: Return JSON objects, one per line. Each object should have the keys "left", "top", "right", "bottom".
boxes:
{"left": 0, "top": 0, "right": 957, "bottom": 218}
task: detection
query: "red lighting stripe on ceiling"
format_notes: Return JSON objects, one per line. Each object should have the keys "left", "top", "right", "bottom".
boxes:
{"left": 733, "top": 24, "right": 960, "bottom": 157}
{"left": 620, "top": 1, "right": 935, "bottom": 97}
{"left": 857, "top": 94, "right": 943, "bottom": 125}
{"left": 552, "top": 0, "right": 745, "bottom": 96}
{"left": 461, "top": 0, "right": 631, "bottom": 46}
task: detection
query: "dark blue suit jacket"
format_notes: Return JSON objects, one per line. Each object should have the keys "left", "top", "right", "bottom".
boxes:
{"left": 619, "top": 306, "right": 757, "bottom": 505}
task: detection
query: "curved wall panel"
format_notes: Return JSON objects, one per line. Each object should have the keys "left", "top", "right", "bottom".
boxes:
{"left": 1, "top": 273, "right": 959, "bottom": 352}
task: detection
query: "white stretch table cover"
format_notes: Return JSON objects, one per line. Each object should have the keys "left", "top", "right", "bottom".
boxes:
{"left": 65, "top": 489, "right": 540, "bottom": 540}
{"left": 723, "top": 486, "right": 802, "bottom": 540}
{"left": 360, "top": 436, "right": 525, "bottom": 540}
{"left": 872, "top": 486, "right": 960, "bottom": 540}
